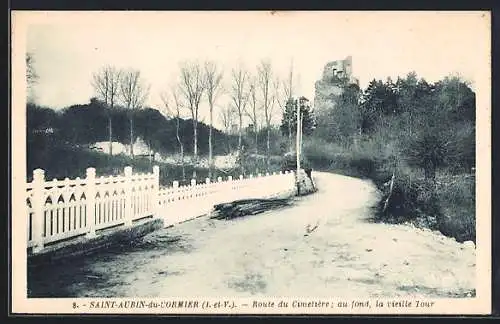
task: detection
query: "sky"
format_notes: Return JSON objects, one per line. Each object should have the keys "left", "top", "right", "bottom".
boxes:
{"left": 17, "top": 11, "right": 490, "bottom": 128}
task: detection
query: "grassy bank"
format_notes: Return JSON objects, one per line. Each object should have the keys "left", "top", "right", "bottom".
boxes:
{"left": 303, "top": 137, "right": 475, "bottom": 243}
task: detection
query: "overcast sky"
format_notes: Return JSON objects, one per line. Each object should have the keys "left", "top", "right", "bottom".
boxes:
{"left": 19, "top": 11, "right": 489, "bottom": 127}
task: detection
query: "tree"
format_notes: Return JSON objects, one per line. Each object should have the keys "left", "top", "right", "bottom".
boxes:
{"left": 336, "top": 83, "right": 362, "bottom": 145}
{"left": 119, "top": 68, "right": 150, "bottom": 158}
{"left": 434, "top": 75, "right": 476, "bottom": 172}
{"left": 397, "top": 77, "right": 446, "bottom": 181}
{"left": 275, "top": 81, "right": 293, "bottom": 150}
{"left": 275, "top": 61, "right": 294, "bottom": 150}
{"left": 59, "top": 99, "right": 108, "bottom": 144}
{"left": 219, "top": 104, "right": 236, "bottom": 152}
{"left": 204, "top": 61, "right": 224, "bottom": 179}
{"left": 161, "top": 84, "right": 187, "bottom": 181}
{"left": 229, "top": 64, "right": 249, "bottom": 157}
{"left": 26, "top": 52, "right": 39, "bottom": 103}
{"left": 134, "top": 107, "right": 169, "bottom": 163}
{"left": 178, "top": 61, "right": 206, "bottom": 177}
{"left": 359, "top": 78, "right": 398, "bottom": 135}
{"left": 245, "top": 76, "right": 260, "bottom": 153}
{"left": 92, "top": 66, "right": 122, "bottom": 155}
{"left": 400, "top": 75, "right": 476, "bottom": 178}
{"left": 435, "top": 75, "right": 476, "bottom": 123}
{"left": 280, "top": 96, "right": 316, "bottom": 139}
{"left": 395, "top": 72, "right": 419, "bottom": 136}
{"left": 257, "top": 60, "right": 276, "bottom": 170}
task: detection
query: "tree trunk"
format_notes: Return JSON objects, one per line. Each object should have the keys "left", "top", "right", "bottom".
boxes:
{"left": 382, "top": 172, "right": 395, "bottom": 213}
{"left": 226, "top": 135, "right": 231, "bottom": 154}
{"left": 130, "top": 116, "right": 134, "bottom": 158}
{"left": 193, "top": 120, "right": 198, "bottom": 179}
{"left": 253, "top": 112, "right": 258, "bottom": 154}
{"left": 108, "top": 116, "right": 113, "bottom": 156}
{"left": 209, "top": 106, "right": 213, "bottom": 179}
{"left": 238, "top": 113, "right": 243, "bottom": 154}
{"left": 181, "top": 144, "right": 185, "bottom": 181}
{"left": 193, "top": 120, "right": 198, "bottom": 158}
{"left": 175, "top": 118, "right": 185, "bottom": 181}
{"left": 254, "top": 129, "right": 258, "bottom": 154}
{"left": 148, "top": 142, "right": 152, "bottom": 165}
{"left": 266, "top": 126, "right": 271, "bottom": 171}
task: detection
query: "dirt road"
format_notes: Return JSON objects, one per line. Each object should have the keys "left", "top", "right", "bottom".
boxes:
{"left": 28, "top": 172, "right": 476, "bottom": 298}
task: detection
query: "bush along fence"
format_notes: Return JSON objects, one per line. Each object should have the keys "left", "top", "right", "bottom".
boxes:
{"left": 26, "top": 166, "right": 297, "bottom": 254}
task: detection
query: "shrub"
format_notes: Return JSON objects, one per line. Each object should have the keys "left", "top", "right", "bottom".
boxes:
{"left": 435, "top": 174, "right": 476, "bottom": 242}
{"left": 304, "top": 135, "right": 409, "bottom": 178}
{"left": 373, "top": 170, "right": 440, "bottom": 226}
{"left": 302, "top": 137, "right": 352, "bottom": 172}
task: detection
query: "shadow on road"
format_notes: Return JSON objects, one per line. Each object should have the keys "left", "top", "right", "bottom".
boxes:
{"left": 28, "top": 232, "right": 193, "bottom": 297}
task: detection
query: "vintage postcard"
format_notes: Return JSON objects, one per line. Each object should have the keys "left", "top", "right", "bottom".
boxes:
{"left": 10, "top": 11, "right": 491, "bottom": 315}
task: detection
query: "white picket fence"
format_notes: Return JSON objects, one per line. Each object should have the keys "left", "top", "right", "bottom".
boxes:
{"left": 26, "top": 166, "right": 296, "bottom": 254}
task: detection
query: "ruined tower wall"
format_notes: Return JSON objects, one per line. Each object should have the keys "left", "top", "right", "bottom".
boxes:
{"left": 314, "top": 56, "right": 359, "bottom": 117}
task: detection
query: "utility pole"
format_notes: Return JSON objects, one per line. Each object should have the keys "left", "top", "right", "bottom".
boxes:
{"left": 299, "top": 109, "right": 303, "bottom": 158}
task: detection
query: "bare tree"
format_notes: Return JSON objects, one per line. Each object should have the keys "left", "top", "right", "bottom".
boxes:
{"left": 119, "top": 68, "right": 150, "bottom": 158}
{"left": 276, "top": 61, "right": 294, "bottom": 150}
{"left": 92, "top": 66, "right": 122, "bottom": 156}
{"left": 257, "top": 60, "right": 276, "bottom": 170}
{"left": 26, "top": 52, "right": 39, "bottom": 103}
{"left": 178, "top": 61, "right": 205, "bottom": 177}
{"left": 219, "top": 104, "right": 236, "bottom": 152}
{"left": 160, "top": 84, "right": 186, "bottom": 181}
{"left": 245, "top": 76, "right": 260, "bottom": 153}
{"left": 204, "top": 61, "right": 224, "bottom": 179}
{"left": 229, "top": 65, "right": 249, "bottom": 156}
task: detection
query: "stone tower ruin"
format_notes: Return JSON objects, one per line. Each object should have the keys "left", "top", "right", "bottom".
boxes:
{"left": 314, "top": 56, "right": 359, "bottom": 117}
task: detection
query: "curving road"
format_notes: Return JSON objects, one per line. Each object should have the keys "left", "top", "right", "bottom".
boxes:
{"left": 29, "top": 172, "right": 476, "bottom": 298}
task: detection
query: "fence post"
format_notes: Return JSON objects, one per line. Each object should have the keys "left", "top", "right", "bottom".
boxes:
{"left": 289, "top": 170, "right": 295, "bottom": 193}
{"left": 239, "top": 174, "right": 246, "bottom": 199}
{"left": 173, "top": 180, "right": 179, "bottom": 202}
{"left": 227, "top": 176, "right": 233, "bottom": 201}
{"left": 152, "top": 165, "right": 160, "bottom": 218}
{"left": 213, "top": 176, "right": 221, "bottom": 203}
{"left": 204, "top": 178, "right": 212, "bottom": 215}
{"left": 85, "top": 167, "right": 97, "bottom": 238}
{"left": 190, "top": 179, "right": 196, "bottom": 200}
{"left": 253, "top": 174, "right": 261, "bottom": 197}
{"left": 205, "top": 178, "right": 210, "bottom": 199}
{"left": 31, "top": 169, "right": 45, "bottom": 253}
{"left": 281, "top": 170, "right": 295, "bottom": 191}
{"left": 124, "top": 166, "right": 133, "bottom": 226}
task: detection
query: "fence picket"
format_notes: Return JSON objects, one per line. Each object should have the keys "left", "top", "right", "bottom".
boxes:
{"left": 26, "top": 165, "right": 298, "bottom": 254}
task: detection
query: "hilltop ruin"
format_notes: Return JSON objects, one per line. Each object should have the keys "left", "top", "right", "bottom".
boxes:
{"left": 314, "top": 56, "right": 359, "bottom": 117}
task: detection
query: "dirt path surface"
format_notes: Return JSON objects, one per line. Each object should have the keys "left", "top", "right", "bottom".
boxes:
{"left": 29, "top": 172, "right": 476, "bottom": 298}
